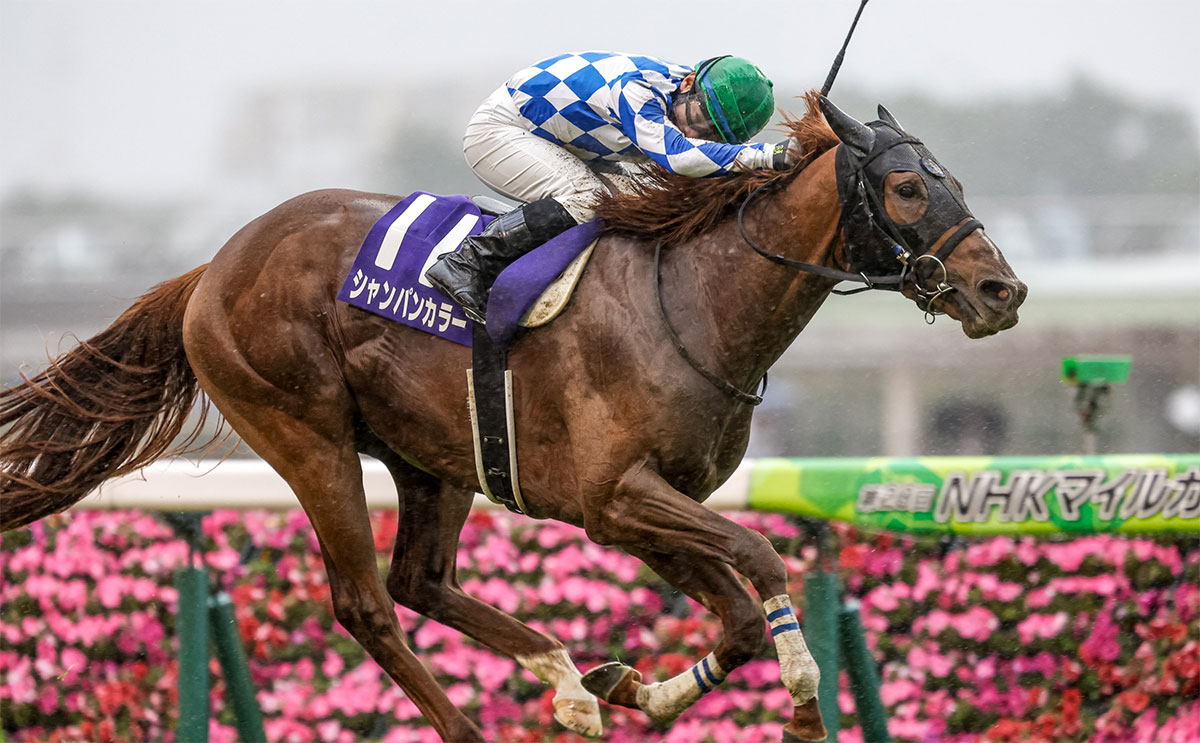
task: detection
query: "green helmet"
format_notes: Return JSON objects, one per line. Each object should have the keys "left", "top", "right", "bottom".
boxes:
{"left": 693, "top": 56, "right": 775, "bottom": 143}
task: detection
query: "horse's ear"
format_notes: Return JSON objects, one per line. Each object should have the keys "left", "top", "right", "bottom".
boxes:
{"left": 819, "top": 96, "right": 875, "bottom": 158}
{"left": 877, "top": 104, "right": 905, "bottom": 131}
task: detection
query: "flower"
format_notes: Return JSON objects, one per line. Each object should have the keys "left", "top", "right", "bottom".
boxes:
{"left": 1016, "top": 612, "right": 1068, "bottom": 644}
{"left": 4, "top": 508, "right": 1198, "bottom": 743}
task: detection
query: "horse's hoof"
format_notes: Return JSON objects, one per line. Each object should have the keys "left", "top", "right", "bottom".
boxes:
{"left": 553, "top": 696, "right": 603, "bottom": 738}
{"left": 781, "top": 723, "right": 828, "bottom": 743}
{"left": 782, "top": 696, "right": 827, "bottom": 742}
{"left": 581, "top": 662, "right": 642, "bottom": 708}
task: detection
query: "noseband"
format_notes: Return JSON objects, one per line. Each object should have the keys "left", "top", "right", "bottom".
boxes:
{"left": 737, "top": 118, "right": 982, "bottom": 323}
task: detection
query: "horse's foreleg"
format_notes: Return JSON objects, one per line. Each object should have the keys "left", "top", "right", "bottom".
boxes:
{"left": 765, "top": 595, "right": 826, "bottom": 742}
{"left": 582, "top": 465, "right": 826, "bottom": 742}
{"left": 379, "top": 456, "right": 601, "bottom": 738}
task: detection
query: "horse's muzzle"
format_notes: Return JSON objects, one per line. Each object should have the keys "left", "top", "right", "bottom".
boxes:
{"left": 940, "top": 275, "right": 1026, "bottom": 338}
{"left": 976, "top": 277, "right": 1027, "bottom": 316}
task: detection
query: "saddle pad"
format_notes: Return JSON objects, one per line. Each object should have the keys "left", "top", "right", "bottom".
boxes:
{"left": 338, "top": 192, "right": 491, "bottom": 346}
{"left": 522, "top": 241, "right": 596, "bottom": 327}
{"left": 339, "top": 192, "right": 602, "bottom": 349}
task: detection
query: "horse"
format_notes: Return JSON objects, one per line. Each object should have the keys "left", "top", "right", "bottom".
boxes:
{"left": 0, "top": 93, "right": 1025, "bottom": 743}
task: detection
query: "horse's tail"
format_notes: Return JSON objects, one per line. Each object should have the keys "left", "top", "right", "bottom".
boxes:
{"left": 1, "top": 265, "right": 215, "bottom": 531}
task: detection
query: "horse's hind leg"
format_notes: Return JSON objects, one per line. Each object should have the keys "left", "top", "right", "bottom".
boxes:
{"left": 373, "top": 449, "right": 602, "bottom": 738}
{"left": 188, "top": 383, "right": 484, "bottom": 742}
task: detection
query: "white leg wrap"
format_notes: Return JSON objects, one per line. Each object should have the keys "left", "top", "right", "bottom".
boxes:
{"left": 765, "top": 594, "right": 820, "bottom": 705}
{"left": 516, "top": 649, "right": 602, "bottom": 737}
{"left": 635, "top": 652, "right": 726, "bottom": 724}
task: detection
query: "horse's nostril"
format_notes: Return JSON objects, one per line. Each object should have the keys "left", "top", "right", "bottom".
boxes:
{"left": 979, "top": 279, "right": 1018, "bottom": 307}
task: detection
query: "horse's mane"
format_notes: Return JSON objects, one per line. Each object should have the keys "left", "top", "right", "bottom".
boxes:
{"left": 593, "top": 90, "right": 840, "bottom": 245}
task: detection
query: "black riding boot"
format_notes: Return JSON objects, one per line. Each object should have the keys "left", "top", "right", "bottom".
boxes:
{"left": 425, "top": 197, "right": 578, "bottom": 323}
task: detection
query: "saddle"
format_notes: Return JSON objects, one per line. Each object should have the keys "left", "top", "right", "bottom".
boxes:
{"left": 470, "top": 195, "right": 596, "bottom": 342}
{"left": 484, "top": 216, "right": 602, "bottom": 350}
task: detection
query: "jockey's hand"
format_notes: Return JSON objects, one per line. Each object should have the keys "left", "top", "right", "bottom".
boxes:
{"left": 772, "top": 138, "right": 799, "bottom": 170}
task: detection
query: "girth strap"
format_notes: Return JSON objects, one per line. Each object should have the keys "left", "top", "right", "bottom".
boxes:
{"left": 468, "top": 322, "right": 528, "bottom": 514}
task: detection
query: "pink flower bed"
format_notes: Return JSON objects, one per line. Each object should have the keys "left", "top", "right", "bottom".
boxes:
{"left": 2, "top": 510, "right": 1198, "bottom": 742}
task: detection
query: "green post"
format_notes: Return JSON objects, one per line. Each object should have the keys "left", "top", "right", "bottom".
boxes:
{"left": 838, "top": 599, "right": 890, "bottom": 742}
{"left": 804, "top": 567, "right": 842, "bottom": 742}
{"left": 1062, "top": 355, "right": 1132, "bottom": 455}
{"left": 175, "top": 566, "right": 210, "bottom": 743}
{"left": 209, "top": 591, "right": 266, "bottom": 742}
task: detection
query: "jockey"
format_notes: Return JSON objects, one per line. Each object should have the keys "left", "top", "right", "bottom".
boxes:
{"left": 425, "top": 51, "right": 797, "bottom": 323}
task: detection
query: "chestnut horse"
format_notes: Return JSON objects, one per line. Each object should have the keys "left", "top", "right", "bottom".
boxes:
{"left": 0, "top": 95, "right": 1024, "bottom": 742}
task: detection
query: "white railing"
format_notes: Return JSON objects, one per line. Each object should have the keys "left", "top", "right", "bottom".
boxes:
{"left": 72, "top": 458, "right": 754, "bottom": 512}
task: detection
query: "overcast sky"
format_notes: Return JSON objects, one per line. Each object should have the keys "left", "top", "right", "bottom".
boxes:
{"left": 2, "top": 0, "right": 1198, "bottom": 200}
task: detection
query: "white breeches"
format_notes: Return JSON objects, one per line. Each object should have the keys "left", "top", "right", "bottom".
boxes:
{"left": 463, "top": 87, "right": 644, "bottom": 223}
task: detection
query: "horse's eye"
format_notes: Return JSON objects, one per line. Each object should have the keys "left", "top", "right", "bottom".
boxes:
{"left": 897, "top": 183, "right": 918, "bottom": 199}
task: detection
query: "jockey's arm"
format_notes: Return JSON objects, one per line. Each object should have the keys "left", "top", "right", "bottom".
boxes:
{"left": 615, "top": 80, "right": 775, "bottom": 177}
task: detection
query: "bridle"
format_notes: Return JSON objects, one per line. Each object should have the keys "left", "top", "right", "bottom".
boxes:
{"left": 655, "top": 111, "right": 983, "bottom": 407}
{"left": 737, "top": 118, "right": 982, "bottom": 322}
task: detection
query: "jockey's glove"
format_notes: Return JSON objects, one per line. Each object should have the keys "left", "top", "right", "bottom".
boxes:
{"left": 772, "top": 138, "right": 799, "bottom": 170}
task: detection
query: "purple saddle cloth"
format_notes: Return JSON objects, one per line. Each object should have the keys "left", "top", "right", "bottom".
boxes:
{"left": 486, "top": 220, "right": 602, "bottom": 349}
{"left": 337, "top": 191, "right": 600, "bottom": 350}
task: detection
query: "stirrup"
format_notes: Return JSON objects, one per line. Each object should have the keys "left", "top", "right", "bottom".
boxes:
{"left": 459, "top": 301, "right": 486, "bottom": 325}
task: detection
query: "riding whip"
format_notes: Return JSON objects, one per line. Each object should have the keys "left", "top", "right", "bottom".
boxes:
{"left": 821, "top": 0, "right": 870, "bottom": 95}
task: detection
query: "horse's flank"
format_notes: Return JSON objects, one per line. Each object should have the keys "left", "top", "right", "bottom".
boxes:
{"left": 594, "top": 91, "right": 839, "bottom": 246}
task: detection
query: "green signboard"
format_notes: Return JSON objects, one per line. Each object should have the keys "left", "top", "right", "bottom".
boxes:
{"left": 748, "top": 454, "right": 1200, "bottom": 535}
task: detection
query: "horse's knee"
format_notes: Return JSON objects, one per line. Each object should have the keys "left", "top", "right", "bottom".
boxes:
{"left": 387, "top": 573, "right": 429, "bottom": 612}
{"left": 331, "top": 586, "right": 396, "bottom": 638}
{"left": 385, "top": 568, "right": 413, "bottom": 605}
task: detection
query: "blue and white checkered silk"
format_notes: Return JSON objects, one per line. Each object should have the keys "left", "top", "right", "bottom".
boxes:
{"left": 505, "top": 51, "right": 774, "bottom": 177}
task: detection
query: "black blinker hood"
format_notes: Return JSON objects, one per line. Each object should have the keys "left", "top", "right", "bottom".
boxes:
{"left": 834, "top": 117, "right": 976, "bottom": 283}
